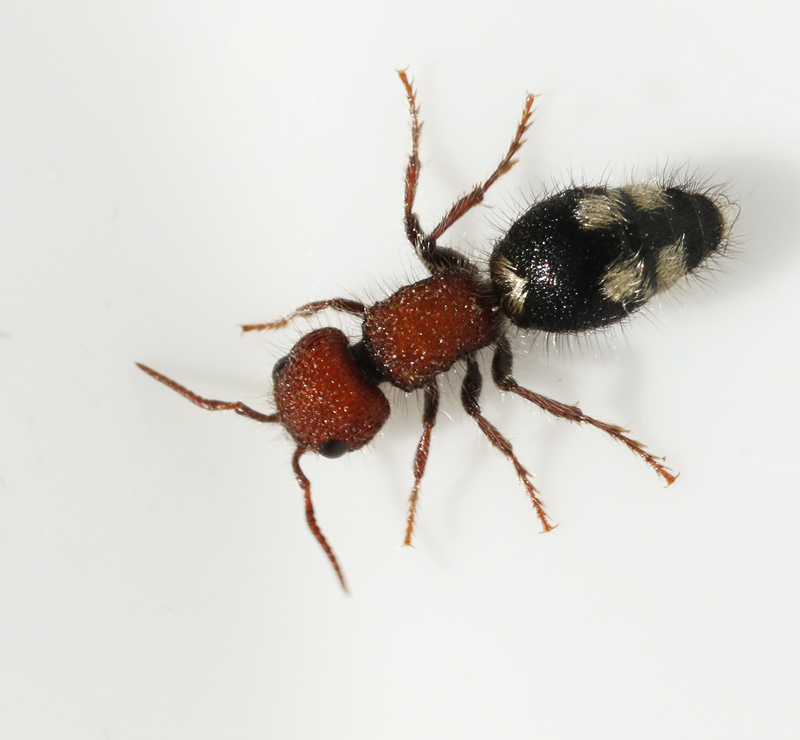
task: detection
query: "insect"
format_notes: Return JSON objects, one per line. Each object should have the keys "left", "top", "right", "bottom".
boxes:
{"left": 138, "top": 71, "right": 734, "bottom": 592}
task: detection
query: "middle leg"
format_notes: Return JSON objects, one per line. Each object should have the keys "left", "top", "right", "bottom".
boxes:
{"left": 461, "top": 355, "right": 555, "bottom": 533}
{"left": 398, "top": 70, "right": 469, "bottom": 273}
{"left": 404, "top": 379, "right": 440, "bottom": 546}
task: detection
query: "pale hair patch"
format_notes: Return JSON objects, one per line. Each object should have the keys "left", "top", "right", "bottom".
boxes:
{"left": 655, "top": 238, "right": 686, "bottom": 292}
{"left": 601, "top": 254, "right": 647, "bottom": 304}
{"left": 574, "top": 191, "right": 627, "bottom": 230}
{"left": 490, "top": 254, "right": 527, "bottom": 318}
{"left": 623, "top": 182, "right": 669, "bottom": 212}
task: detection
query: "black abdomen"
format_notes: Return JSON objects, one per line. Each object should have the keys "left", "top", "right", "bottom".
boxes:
{"left": 489, "top": 183, "right": 729, "bottom": 332}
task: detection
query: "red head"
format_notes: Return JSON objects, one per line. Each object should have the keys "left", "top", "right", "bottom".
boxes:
{"left": 272, "top": 328, "right": 390, "bottom": 457}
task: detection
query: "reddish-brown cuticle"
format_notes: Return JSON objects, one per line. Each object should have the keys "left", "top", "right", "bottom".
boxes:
{"left": 363, "top": 272, "right": 497, "bottom": 391}
{"left": 274, "top": 328, "right": 390, "bottom": 453}
{"left": 137, "top": 72, "right": 689, "bottom": 592}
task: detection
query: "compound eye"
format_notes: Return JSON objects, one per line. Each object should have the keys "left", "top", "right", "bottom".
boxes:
{"left": 272, "top": 355, "right": 289, "bottom": 380}
{"left": 318, "top": 439, "right": 347, "bottom": 459}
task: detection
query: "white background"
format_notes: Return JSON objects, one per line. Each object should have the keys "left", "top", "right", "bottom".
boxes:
{"left": 2, "top": 1, "right": 798, "bottom": 738}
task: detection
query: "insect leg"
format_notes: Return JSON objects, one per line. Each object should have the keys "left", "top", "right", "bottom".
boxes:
{"left": 461, "top": 355, "right": 555, "bottom": 533}
{"left": 427, "top": 91, "right": 536, "bottom": 244}
{"left": 240, "top": 298, "right": 367, "bottom": 333}
{"left": 491, "top": 337, "right": 678, "bottom": 486}
{"left": 292, "top": 446, "right": 348, "bottom": 593}
{"left": 404, "top": 379, "right": 440, "bottom": 546}
{"left": 398, "top": 69, "right": 424, "bottom": 251}
{"left": 397, "top": 70, "right": 480, "bottom": 274}
{"left": 136, "top": 363, "right": 279, "bottom": 424}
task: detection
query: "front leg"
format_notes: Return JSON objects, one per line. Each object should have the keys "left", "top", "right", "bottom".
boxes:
{"left": 240, "top": 298, "right": 367, "bottom": 333}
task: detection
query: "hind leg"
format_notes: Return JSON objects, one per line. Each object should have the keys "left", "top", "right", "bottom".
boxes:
{"left": 398, "top": 70, "right": 536, "bottom": 274}
{"left": 491, "top": 337, "right": 677, "bottom": 485}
